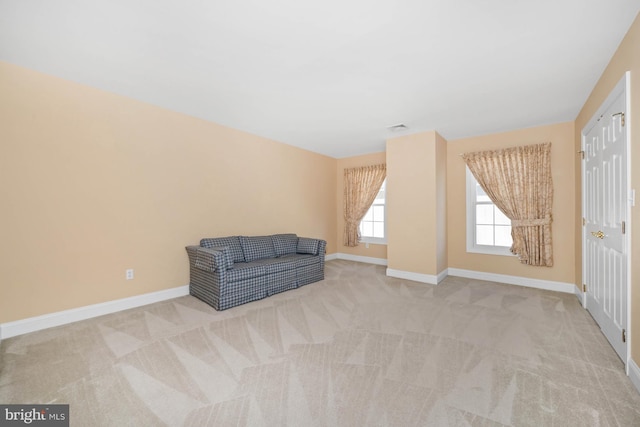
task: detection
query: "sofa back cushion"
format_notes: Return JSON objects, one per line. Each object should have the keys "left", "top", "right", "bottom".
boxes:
{"left": 297, "top": 237, "right": 319, "bottom": 255}
{"left": 271, "top": 233, "right": 298, "bottom": 257}
{"left": 240, "top": 236, "right": 277, "bottom": 262}
{"left": 201, "top": 236, "right": 245, "bottom": 263}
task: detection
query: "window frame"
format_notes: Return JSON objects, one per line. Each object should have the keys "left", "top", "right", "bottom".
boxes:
{"left": 466, "top": 168, "right": 514, "bottom": 256}
{"left": 359, "top": 179, "right": 387, "bottom": 245}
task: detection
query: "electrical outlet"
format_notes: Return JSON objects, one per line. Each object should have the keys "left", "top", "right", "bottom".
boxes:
{"left": 126, "top": 269, "right": 134, "bottom": 280}
{"left": 365, "top": 242, "right": 369, "bottom": 249}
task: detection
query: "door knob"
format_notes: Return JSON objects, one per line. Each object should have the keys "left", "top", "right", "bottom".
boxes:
{"left": 591, "top": 231, "right": 605, "bottom": 239}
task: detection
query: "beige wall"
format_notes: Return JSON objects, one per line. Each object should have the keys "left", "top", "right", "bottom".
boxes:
{"left": 0, "top": 61, "right": 337, "bottom": 323}
{"left": 447, "top": 122, "right": 575, "bottom": 284}
{"left": 435, "top": 132, "right": 448, "bottom": 274}
{"left": 387, "top": 131, "right": 446, "bottom": 276}
{"left": 574, "top": 13, "right": 640, "bottom": 364}
{"left": 336, "top": 152, "right": 387, "bottom": 260}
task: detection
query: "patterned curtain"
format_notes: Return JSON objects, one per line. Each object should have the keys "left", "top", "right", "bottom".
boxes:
{"left": 461, "top": 143, "right": 553, "bottom": 266}
{"left": 343, "top": 164, "right": 387, "bottom": 247}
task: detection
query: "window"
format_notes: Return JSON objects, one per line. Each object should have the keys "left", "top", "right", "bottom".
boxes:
{"left": 466, "top": 168, "right": 513, "bottom": 255}
{"left": 359, "top": 179, "right": 386, "bottom": 244}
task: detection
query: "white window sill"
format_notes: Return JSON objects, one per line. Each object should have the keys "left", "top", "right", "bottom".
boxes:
{"left": 359, "top": 237, "right": 387, "bottom": 245}
{"left": 466, "top": 245, "right": 514, "bottom": 257}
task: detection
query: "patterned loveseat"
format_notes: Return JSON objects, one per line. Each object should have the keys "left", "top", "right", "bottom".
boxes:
{"left": 186, "top": 234, "right": 327, "bottom": 310}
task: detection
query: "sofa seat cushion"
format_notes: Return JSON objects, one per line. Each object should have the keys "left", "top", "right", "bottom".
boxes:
{"left": 251, "top": 258, "right": 297, "bottom": 275}
{"left": 279, "top": 253, "right": 319, "bottom": 268}
{"left": 240, "top": 236, "right": 277, "bottom": 262}
{"left": 226, "top": 257, "right": 299, "bottom": 283}
{"left": 226, "top": 262, "right": 267, "bottom": 283}
{"left": 271, "top": 233, "right": 298, "bottom": 256}
{"left": 201, "top": 236, "right": 245, "bottom": 263}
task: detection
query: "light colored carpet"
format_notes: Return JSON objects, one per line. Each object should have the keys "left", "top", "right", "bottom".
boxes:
{"left": 1, "top": 260, "right": 639, "bottom": 426}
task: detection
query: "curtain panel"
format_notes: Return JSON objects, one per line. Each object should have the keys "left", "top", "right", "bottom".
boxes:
{"left": 462, "top": 143, "right": 553, "bottom": 267}
{"left": 343, "top": 164, "right": 387, "bottom": 247}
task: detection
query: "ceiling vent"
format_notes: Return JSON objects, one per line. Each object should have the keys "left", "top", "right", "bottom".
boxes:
{"left": 387, "top": 123, "right": 408, "bottom": 132}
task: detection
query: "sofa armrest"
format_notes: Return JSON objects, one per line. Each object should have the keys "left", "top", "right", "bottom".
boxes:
{"left": 317, "top": 239, "right": 327, "bottom": 256}
{"left": 186, "top": 246, "right": 229, "bottom": 272}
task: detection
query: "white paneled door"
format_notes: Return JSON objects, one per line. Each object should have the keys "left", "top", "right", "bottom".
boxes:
{"left": 582, "top": 74, "right": 629, "bottom": 363}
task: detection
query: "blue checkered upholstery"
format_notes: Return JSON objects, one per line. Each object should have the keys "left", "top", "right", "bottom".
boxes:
{"left": 279, "top": 253, "right": 323, "bottom": 286}
{"left": 240, "top": 236, "right": 276, "bottom": 262}
{"left": 187, "top": 234, "right": 326, "bottom": 311}
{"left": 194, "top": 247, "right": 226, "bottom": 272}
{"left": 220, "top": 275, "right": 268, "bottom": 310}
{"left": 262, "top": 258, "right": 296, "bottom": 275}
{"left": 271, "top": 234, "right": 298, "bottom": 256}
{"left": 197, "top": 246, "right": 233, "bottom": 270}
{"left": 226, "top": 262, "right": 266, "bottom": 282}
{"left": 279, "top": 253, "right": 317, "bottom": 267}
{"left": 296, "top": 262, "right": 324, "bottom": 286}
{"left": 201, "top": 236, "right": 245, "bottom": 263}
{"left": 297, "top": 237, "right": 319, "bottom": 255}
{"left": 266, "top": 268, "right": 297, "bottom": 295}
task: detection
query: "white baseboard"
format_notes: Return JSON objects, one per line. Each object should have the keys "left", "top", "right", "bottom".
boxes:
{"left": 447, "top": 268, "right": 575, "bottom": 294}
{"left": 332, "top": 254, "right": 446, "bottom": 283}
{"left": 325, "top": 253, "right": 338, "bottom": 261}
{"left": 332, "top": 253, "right": 388, "bottom": 266}
{"left": 574, "top": 284, "right": 585, "bottom": 307}
{"left": 0, "top": 285, "right": 190, "bottom": 340}
{"left": 386, "top": 268, "right": 442, "bottom": 285}
{"left": 437, "top": 268, "right": 449, "bottom": 284}
{"left": 332, "top": 257, "right": 576, "bottom": 292}
{"left": 629, "top": 358, "right": 640, "bottom": 396}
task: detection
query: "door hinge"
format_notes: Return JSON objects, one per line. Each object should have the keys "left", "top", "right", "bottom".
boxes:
{"left": 583, "top": 218, "right": 586, "bottom": 226}
{"left": 578, "top": 150, "right": 585, "bottom": 159}
{"left": 622, "top": 329, "right": 626, "bottom": 343}
{"left": 612, "top": 112, "right": 625, "bottom": 127}
{"left": 622, "top": 221, "right": 626, "bottom": 234}
{"left": 583, "top": 283, "right": 587, "bottom": 292}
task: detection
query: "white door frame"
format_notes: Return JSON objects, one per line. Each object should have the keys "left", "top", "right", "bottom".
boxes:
{"left": 581, "top": 71, "right": 632, "bottom": 372}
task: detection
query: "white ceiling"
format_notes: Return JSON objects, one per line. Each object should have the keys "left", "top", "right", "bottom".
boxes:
{"left": 1, "top": 1, "right": 639, "bottom": 158}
